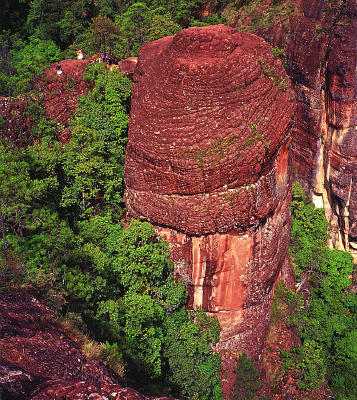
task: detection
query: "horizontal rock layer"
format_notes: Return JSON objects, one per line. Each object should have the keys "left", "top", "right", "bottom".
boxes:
{"left": 124, "top": 25, "right": 295, "bottom": 374}
{"left": 125, "top": 25, "right": 295, "bottom": 235}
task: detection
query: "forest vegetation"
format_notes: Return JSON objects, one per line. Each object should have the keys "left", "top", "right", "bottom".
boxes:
{"left": 0, "top": 1, "right": 357, "bottom": 399}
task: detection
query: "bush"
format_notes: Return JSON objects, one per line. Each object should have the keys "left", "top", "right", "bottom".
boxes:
{"left": 288, "top": 181, "right": 357, "bottom": 398}
{"left": 232, "top": 352, "right": 264, "bottom": 400}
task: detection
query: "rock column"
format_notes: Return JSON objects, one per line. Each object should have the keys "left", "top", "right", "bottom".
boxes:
{"left": 124, "top": 25, "right": 295, "bottom": 360}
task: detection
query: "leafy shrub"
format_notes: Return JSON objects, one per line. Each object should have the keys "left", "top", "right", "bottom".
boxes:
{"left": 164, "top": 308, "right": 223, "bottom": 400}
{"left": 232, "top": 352, "right": 264, "bottom": 400}
{"left": 280, "top": 340, "right": 326, "bottom": 391}
{"left": 288, "top": 182, "right": 357, "bottom": 398}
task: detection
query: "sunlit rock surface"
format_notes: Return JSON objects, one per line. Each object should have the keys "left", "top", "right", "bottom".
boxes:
{"left": 124, "top": 25, "right": 295, "bottom": 361}
{"left": 251, "top": 0, "right": 357, "bottom": 255}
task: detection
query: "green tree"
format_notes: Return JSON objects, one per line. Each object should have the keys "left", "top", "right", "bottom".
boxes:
{"left": 62, "top": 68, "right": 132, "bottom": 218}
{"left": 25, "top": 0, "right": 64, "bottom": 45}
{"left": 289, "top": 181, "right": 357, "bottom": 398}
{"left": 280, "top": 341, "right": 326, "bottom": 392}
{"left": 0, "top": 142, "right": 45, "bottom": 258}
{"left": 119, "top": 2, "right": 152, "bottom": 56}
{"left": 232, "top": 352, "right": 263, "bottom": 400}
{"left": 85, "top": 16, "right": 122, "bottom": 57}
{"left": 12, "top": 36, "right": 60, "bottom": 93}
{"left": 89, "top": 220, "right": 186, "bottom": 382}
{"left": 164, "top": 308, "right": 223, "bottom": 400}
{"left": 61, "top": 125, "right": 124, "bottom": 216}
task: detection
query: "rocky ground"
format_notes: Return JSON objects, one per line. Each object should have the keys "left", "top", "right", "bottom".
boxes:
{"left": 0, "top": 291, "right": 175, "bottom": 400}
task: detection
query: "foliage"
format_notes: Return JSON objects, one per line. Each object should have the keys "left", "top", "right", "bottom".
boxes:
{"left": 164, "top": 308, "right": 223, "bottom": 400}
{"left": 0, "top": 142, "right": 45, "bottom": 246}
{"left": 85, "top": 16, "right": 123, "bottom": 56}
{"left": 0, "top": 33, "right": 60, "bottom": 96}
{"left": 232, "top": 352, "right": 264, "bottom": 400}
{"left": 287, "top": 181, "right": 357, "bottom": 399}
{"left": 145, "top": 11, "right": 181, "bottom": 43}
{"left": 270, "top": 280, "right": 297, "bottom": 324}
{"left": 290, "top": 181, "right": 329, "bottom": 276}
{"left": 97, "top": 220, "right": 188, "bottom": 379}
{"left": 105, "top": 220, "right": 176, "bottom": 295}
{"left": 280, "top": 340, "right": 326, "bottom": 391}
{"left": 272, "top": 46, "right": 283, "bottom": 58}
{"left": 63, "top": 68, "right": 132, "bottom": 218}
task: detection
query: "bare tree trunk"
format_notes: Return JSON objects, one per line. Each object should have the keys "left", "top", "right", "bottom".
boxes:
{"left": 103, "top": 33, "right": 106, "bottom": 61}
{"left": 127, "top": 34, "right": 131, "bottom": 57}
{"left": 82, "top": 191, "right": 86, "bottom": 214}
{"left": 0, "top": 207, "right": 8, "bottom": 260}
{"left": 137, "top": 23, "right": 143, "bottom": 46}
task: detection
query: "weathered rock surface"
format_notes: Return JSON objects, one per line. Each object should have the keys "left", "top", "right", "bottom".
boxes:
{"left": 41, "top": 59, "right": 91, "bottom": 142}
{"left": 125, "top": 25, "right": 294, "bottom": 235}
{"left": 0, "top": 59, "right": 91, "bottom": 145}
{"left": 124, "top": 24, "right": 295, "bottom": 366}
{"left": 118, "top": 57, "right": 138, "bottom": 79}
{"left": 243, "top": 0, "right": 357, "bottom": 255}
{"left": 0, "top": 292, "right": 174, "bottom": 400}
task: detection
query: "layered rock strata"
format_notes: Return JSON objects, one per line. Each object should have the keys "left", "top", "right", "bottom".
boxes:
{"left": 246, "top": 0, "right": 357, "bottom": 254}
{"left": 124, "top": 25, "right": 295, "bottom": 360}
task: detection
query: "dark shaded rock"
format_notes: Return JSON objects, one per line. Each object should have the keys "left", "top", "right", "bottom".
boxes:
{"left": 0, "top": 292, "right": 175, "bottom": 400}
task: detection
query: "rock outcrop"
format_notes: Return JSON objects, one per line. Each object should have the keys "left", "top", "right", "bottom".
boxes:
{"left": 1, "top": 57, "right": 134, "bottom": 145}
{"left": 0, "top": 59, "right": 91, "bottom": 145}
{"left": 241, "top": 0, "right": 357, "bottom": 256}
{"left": 41, "top": 59, "right": 91, "bottom": 142}
{"left": 0, "top": 292, "right": 174, "bottom": 400}
{"left": 124, "top": 25, "right": 295, "bottom": 362}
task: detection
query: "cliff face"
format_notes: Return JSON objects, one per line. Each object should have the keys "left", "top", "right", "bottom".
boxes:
{"left": 124, "top": 25, "right": 295, "bottom": 360}
{"left": 247, "top": 0, "right": 357, "bottom": 254}
{"left": 0, "top": 292, "right": 175, "bottom": 400}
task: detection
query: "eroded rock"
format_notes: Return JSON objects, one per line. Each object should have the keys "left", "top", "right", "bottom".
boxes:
{"left": 41, "top": 59, "right": 91, "bottom": 143}
{"left": 0, "top": 292, "right": 175, "bottom": 400}
{"left": 248, "top": 0, "right": 357, "bottom": 255}
{"left": 124, "top": 25, "right": 295, "bottom": 367}
{"left": 125, "top": 25, "right": 294, "bottom": 235}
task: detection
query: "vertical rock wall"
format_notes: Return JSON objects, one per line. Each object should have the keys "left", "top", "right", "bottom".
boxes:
{"left": 252, "top": 0, "right": 357, "bottom": 255}
{"left": 124, "top": 25, "right": 295, "bottom": 360}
